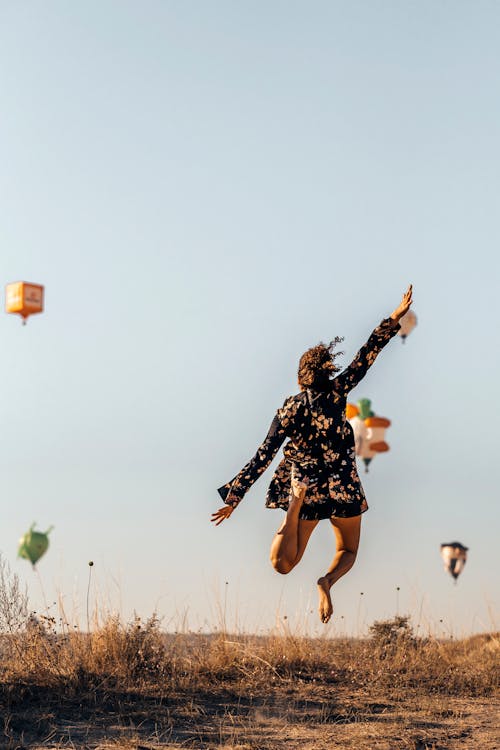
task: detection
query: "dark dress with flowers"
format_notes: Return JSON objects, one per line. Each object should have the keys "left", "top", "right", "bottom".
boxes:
{"left": 218, "top": 318, "right": 400, "bottom": 521}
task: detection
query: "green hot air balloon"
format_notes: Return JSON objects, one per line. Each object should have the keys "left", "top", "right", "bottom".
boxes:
{"left": 18, "top": 524, "right": 53, "bottom": 567}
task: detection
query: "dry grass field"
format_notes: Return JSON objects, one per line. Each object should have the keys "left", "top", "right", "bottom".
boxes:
{"left": 0, "top": 562, "right": 498, "bottom": 749}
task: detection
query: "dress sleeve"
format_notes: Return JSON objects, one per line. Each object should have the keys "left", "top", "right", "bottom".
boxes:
{"left": 217, "top": 413, "right": 287, "bottom": 509}
{"left": 333, "top": 318, "right": 401, "bottom": 395}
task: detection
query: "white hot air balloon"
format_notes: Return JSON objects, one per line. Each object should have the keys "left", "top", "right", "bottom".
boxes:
{"left": 398, "top": 309, "right": 417, "bottom": 343}
{"left": 440, "top": 542, "right": 468, "bottom": 583}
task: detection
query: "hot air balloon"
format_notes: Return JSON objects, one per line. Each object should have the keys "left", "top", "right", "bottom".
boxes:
{"left": 18, "top": 524, "right": 53, "bottom": 567}
{"left": 440, "top": 542, "right": 468, "bottom": 583}
{"left": 6, "top": 282, "right": 44, "bottom": 324}
{"left": 346, "top": 398, "right": 391, "bottom": 472}
{"left": 397, "top": 310, "right": 417, "bottom": 343}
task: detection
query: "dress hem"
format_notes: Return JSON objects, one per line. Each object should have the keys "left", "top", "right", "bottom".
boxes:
{"left": 266, "top": 503, "right": 369, "bottom": 521}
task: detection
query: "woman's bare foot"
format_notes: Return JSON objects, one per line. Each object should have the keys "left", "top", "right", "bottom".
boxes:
{"left": 317, "top": 576, "right": 333, "bottom": 624}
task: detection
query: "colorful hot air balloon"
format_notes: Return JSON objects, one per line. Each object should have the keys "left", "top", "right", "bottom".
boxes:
{"left": 6, "top": 282, "right": 44, "bottom": 324}
{"left": 397, "top": 310, "right": 417, "bottom": 343}
{"left": 346, "top": 398, "right": 391, "bottom": 472}
{"left": 18, "top": 524, "right": 53, "bottom": 567}
{"left": 440, "top": 542, "right": 468, "bottom": 583}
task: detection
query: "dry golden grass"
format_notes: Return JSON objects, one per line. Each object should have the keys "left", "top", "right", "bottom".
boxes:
{"left": 0, "top": 559, "right": 497, "bottom": 749}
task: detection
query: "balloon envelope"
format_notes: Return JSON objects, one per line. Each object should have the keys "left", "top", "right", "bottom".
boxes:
{"left": 347, "top": 401, "right": 391, "bottom": 472}
{"left": 346, "top": 402, "right": 359, "bottom": 420}
{"left": 18, "top": 524, "right": 52, "bottom": 567}
{"left": 6, "top": 282, "right": 44, "bottom": 323}
{"left": 398, "top": 310, "right": 417, "bottom": 340}
{"left": 440, "top": 542, "right": 468, "bottom": 581}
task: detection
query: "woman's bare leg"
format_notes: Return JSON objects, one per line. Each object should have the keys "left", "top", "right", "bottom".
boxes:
{"left": 269, "top": 479, "right": 318, "bottom": 574}
{"left": 317, "top": 515, "right": 361, "bottom": 623}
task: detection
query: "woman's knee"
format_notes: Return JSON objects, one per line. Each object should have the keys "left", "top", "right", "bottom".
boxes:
{"left": 270, "top": 554, "right": 293, "bottom": 575}
{"left": 344, "top": 548, "right": 358, "bottom": 569}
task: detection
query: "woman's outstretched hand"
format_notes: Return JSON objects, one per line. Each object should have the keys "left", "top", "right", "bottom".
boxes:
{"left": 211, "top": 505, "right": 234, "bottom": 525}
{"left": 390, "top": 284, "right": 413, "bottom": 322}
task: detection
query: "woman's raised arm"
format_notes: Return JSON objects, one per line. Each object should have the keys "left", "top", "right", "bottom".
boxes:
{"left": 334, "top": 285, "right": 413, "bottom": 395}
{"left": 390, "top": 285, "right": 413, "bottom": 324}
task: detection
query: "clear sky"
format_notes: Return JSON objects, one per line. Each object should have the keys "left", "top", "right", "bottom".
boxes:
{"left": 0, "top": 1, "right": 498, "bottom": 636}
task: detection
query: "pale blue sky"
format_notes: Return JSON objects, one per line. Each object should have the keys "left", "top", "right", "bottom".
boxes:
{"left": 0, "top": 1, "right": 498, "bottom": 635}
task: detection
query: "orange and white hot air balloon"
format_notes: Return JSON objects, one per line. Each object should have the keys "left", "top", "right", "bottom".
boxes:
{"left": 5, "top": 282, "right": 44, "bottom": 325}
{"left": 346, "top": 398, "right": 391, "bottom": 472}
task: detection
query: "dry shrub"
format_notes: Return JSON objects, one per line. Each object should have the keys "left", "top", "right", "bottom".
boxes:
{"left": 1, "top": 613, "right": 167, "bottom": 690}
{"left": 365, "top": 616, "right": 499, "bottom": 696}
{"left": 86, "top": 614, "right": 166, "bottom": 680}
{"left": 369, "top": 614, "right": 416, "bottom": 653}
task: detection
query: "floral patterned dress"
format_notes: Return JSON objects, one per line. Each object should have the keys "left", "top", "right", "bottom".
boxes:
{"left": 218, "top": 318, "right": 400, "bottom": 521}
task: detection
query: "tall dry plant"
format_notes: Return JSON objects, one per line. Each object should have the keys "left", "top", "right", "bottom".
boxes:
{"left": 0, "top": 554, "right": 29, "bottom": 635}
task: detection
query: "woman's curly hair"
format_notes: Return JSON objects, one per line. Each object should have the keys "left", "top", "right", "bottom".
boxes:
{"left": 298, "top": 336, "right": 344, "bottom": 391}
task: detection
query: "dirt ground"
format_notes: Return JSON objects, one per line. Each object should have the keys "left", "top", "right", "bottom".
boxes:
{"left": 4, "top": 681, "right": 499, "bottom": 750}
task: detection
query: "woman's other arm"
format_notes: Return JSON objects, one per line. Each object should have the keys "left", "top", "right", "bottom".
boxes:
{"left": 211, "top": 413, "right": 287, "bottom": 525}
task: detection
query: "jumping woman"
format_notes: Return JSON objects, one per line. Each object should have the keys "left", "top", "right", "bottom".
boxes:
{"left": 211, "top": 286, "right": 413, "bottom": 623}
